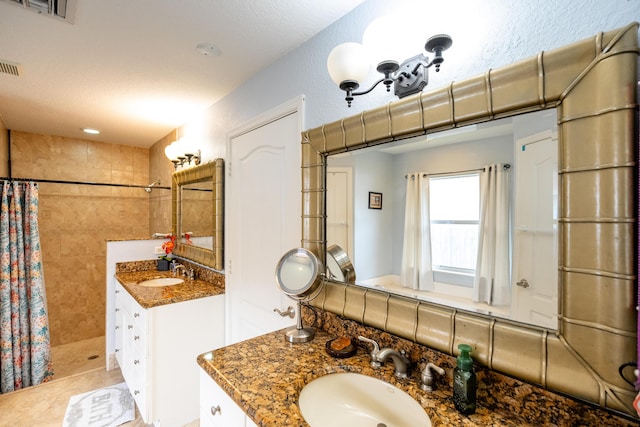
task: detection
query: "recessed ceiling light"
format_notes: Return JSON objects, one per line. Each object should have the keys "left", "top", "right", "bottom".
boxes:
{"left": 196, "top": 43, "right": 222, "bottom": 57}
{"left": 82, "top": 128, "right": 100, "bottom": 135}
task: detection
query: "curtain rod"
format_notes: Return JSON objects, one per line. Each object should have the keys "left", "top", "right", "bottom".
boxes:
{"left": 405, "top": 164, "right": 511, "bottom": 179}
{"left": 0, "top": 177, "right": 171, "bottom": 190}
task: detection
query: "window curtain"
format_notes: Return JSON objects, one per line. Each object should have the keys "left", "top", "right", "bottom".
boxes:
{"left": 400, "top": 173, "right": 434, "bottom": 291}
{"left": 0, "top": 181, "right": 52, "bottom": 393}
{"left": 473, "top": 164, "right": 511, "bottom": 305}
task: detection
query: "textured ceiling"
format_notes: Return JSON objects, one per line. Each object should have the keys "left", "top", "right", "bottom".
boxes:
{"left": 0, "top": 0, "right": 366, "bottom": 147}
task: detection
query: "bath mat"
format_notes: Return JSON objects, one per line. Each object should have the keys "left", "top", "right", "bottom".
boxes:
{"left": 62, "top": 382, "right": 134, "bottom": 427}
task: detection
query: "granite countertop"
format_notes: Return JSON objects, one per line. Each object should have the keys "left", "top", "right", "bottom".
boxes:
{"left": 197, "top": 329, "right": 545, "bottom": 427}
{"left": 115, "top": 269, "right": 224, "bottom": 309}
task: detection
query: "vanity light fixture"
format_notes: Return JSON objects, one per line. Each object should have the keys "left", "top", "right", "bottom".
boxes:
{"left": 327, "top": 16, "right": 452, "bottom": 107}
{"left": 164, "top": 137, "right": 201, "bottom": 170}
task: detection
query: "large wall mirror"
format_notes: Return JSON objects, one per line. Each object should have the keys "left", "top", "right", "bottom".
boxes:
{"left": 172, "top": 159, "right": 224, "bottom": 271}
{"left": 301, "top": 24, "right": 638, "bottom": 417}
{"left": 327, "top": 108, "right": 559, "bottom": 330}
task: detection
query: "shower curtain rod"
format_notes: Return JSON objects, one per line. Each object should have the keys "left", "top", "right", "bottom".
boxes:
{"left": 404, "top": 163, "right": 511, "bottom": 179}
{"left": 0, "top": 177, "right": 171, "bottom": 190}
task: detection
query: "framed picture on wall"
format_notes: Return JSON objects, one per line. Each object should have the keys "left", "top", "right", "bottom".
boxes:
{"left": 368, "top": 192, "right": 382, "bottom": 209}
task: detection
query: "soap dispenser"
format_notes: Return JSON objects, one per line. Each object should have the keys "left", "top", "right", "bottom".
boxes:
{"left": 453, "top": 343, "right": 477, "bottom": 415}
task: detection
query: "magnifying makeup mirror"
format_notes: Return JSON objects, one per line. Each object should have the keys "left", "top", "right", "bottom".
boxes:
{"left": 275, "top": 248, "right": 324, "bottom": 343}
{"left": 326, "top": 244, "right": 356, "bottom": 284}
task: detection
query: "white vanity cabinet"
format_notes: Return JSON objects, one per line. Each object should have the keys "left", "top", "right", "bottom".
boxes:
{"left": 114, "top": 282, "right": 225, "bottom": 426}
{"left": 199, "top": 369, "right": 258, "bottom": 427}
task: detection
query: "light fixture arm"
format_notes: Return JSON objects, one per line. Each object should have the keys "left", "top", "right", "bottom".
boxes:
{"left": 184, "top": 149, "right": 201, "bottom": 166}
{"left": 353, "top": 77, "right": 390, "bottom": 96}
{"left": 341, "top": 74, "right": 392, "bottom": 107}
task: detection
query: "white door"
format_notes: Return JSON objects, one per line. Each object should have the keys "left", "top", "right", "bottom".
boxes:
{"left": 512, "top": 130, "right": 558, "bottom": 329}
{"left": 226, "top": 97, "right": 303, "bottom": 345}
{"left": 326, "top": 167, "right": 353, "bottom": 261}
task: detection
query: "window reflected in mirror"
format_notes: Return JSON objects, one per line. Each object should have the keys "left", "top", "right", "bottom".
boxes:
{"left": 326, "top": 108, "right": 558, "bottom": 329}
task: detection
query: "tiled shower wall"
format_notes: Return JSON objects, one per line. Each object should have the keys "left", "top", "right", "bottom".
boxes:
{"left": 9, "top": 131, "right": 172, "bottom": 346}
{"left": 149, "top": 131, "right": 175, "bottom": 235}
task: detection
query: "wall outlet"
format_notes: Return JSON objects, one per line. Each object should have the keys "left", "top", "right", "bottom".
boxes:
{"left": 154, "top": 246, "right": 164, "bottom": 255}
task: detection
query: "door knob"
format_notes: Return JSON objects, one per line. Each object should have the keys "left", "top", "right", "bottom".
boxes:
{"left": 516, "top": 279, "right": 530, "bottom": 288}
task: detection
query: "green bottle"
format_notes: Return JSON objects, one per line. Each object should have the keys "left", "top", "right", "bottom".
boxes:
{"left": 453, "top": 343, "right": 476, "bottom": 415}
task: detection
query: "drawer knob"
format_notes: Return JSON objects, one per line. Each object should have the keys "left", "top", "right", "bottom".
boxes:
{"left": 134, "top": 313, "right": 140, "bottom": 318}
{"left": 134, "top": 335, "right": 140, "bottom": 340}
{"left": 134, "top": 390, "right": 139, "bottom": 395}
{"left": 115, "top": 308, "right": 119, "bottom": 312}
{"left": 128, "top": 325, "right": 133, "bottom": 330}
{"left": 210, "top": 405, "right": 221, "bottom": 416}
{"left": 134, "top": 360, "right": 140, "bottom": 365}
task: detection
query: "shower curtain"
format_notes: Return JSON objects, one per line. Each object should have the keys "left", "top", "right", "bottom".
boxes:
{"left": 0, "top": 181, "right": 52, "bottom": 393}
{"left": 473, "top": 164, "right": 511, "bottom": 305}
{"left": 400, "top": 173, "right": 434, "bottom": 291}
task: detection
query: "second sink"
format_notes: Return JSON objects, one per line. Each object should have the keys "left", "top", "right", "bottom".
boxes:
{"left": 137, "top": 277, "right": 184, "bottom": 287}
{"left": 298, "top": 372, "right": 431, "bottom": 427}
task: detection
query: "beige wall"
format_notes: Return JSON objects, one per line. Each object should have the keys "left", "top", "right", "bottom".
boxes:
{"left": 11, "top": 131, "right": 154, "bottom": 346}
{"left": 149, "top": 131, "right": 176, "bottom": 234}
{"left": 181, "top": 188, "right": 213, "bottom": 238}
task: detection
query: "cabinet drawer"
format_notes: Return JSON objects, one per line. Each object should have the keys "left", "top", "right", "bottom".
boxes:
{"left": 115, "top": 283, "right": 135, "bottom": 317}
{"left": 200, "top": 370, "right": 247, "bottom": 427}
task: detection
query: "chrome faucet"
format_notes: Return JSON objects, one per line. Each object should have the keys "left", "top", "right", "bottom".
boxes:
{"left": 173, "top": 264, "right": 186, "bottom": 277}
{"left": 358, "top": 336, "right": 411, "bottom": 378}
{"left": 173, "top": 263, "right": 195, "bottom": 280}
{"left": 421, "top": 362, "right": 445, "bottom": 391}
{"left": 376, "top": 348, "right": 411, "bottom": 379}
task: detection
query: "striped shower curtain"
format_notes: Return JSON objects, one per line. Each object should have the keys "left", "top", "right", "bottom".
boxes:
{"left": 0, "top": 181, "right": 52, "bottom": 393}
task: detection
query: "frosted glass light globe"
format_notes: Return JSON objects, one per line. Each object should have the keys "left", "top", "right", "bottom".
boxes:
{"left": 327, "top": 42, "right": 371, "bottom": 86}
{"left": 180, "top": 136, "right": 198, "bottom": 156}
{"left": 363, "top": 15, "right": 427, "bottom": 68}
{"left": 164, "top": 141, "right": 180, "bottom": 161}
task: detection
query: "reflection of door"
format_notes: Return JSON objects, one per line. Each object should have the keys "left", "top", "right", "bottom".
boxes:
{"left": 512, "top": 130, "right": 558, "bottom": 329}
{"left": 326, "top": 167, "right": 353, "bottom": 260}
{"left": 226, "top": 98, "right": 303, "bottom": 345}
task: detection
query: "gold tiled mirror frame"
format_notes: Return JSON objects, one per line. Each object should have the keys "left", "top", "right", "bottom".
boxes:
{"left": 172, "top": 159, "right": 224, "bottom": 271}
{"left": 302, "top": 24, "right": 639, "bottom": 417}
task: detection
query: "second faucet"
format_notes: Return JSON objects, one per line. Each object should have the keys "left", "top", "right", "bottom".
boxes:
{"left": 172, "top": 263, "right": 195, "bottom": 280}
{"left": 358, "top": 336, "right": 411, "bottom": 379}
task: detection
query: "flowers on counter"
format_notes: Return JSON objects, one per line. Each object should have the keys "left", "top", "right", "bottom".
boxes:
{"left": 157, "top": 235, "right": 176, "bottom": 271}
{"left": 161, "top": 234, "right": 175, "bottom": 259}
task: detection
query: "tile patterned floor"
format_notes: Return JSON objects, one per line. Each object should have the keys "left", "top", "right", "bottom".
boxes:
{"left": 50, "top": 336, "right": 106, "bottom": 380}
{"left": 0, "top": 336, "right": 198, "bottom": 426}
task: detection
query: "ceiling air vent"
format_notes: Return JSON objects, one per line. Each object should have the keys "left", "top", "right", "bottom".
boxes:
{"left": 1, "top": 0, "right": 74, "bottom": 21}
{"left": 0, "top": 60, "right": 21, "bottom": 77}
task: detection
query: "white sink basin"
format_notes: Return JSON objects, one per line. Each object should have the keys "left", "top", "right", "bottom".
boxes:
{"left": 298, "top": 372, "right": 431, "bottom": 427}
{"left": 137, "top": 277, "right": 184, "bottom": 287}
